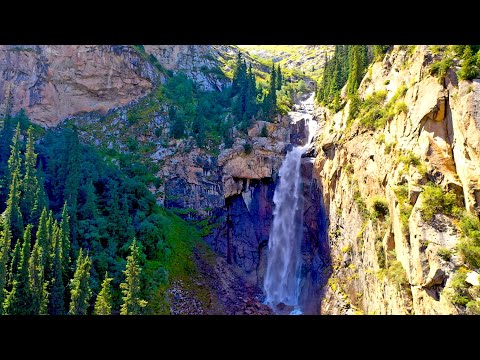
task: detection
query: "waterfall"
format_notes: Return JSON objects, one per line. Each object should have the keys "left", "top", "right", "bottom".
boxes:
{"left": 263, "top": 93, "right": 317, "bottom": 315}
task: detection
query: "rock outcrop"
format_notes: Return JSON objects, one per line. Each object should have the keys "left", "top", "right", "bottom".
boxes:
{"left": 0, "top": 45, "right": 159, "bottom": 126}
{"left": 0, "top": 45, "right": 235, "bottom": 127}
{"left": 313, "top": 45, "right": 480, "bottom": 314}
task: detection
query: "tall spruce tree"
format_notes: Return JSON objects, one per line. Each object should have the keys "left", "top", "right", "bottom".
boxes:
{"left": 120, "top": 238, "right": 147, "bottom": 315}
{"left": 0, "top": 222, "right": 12, "bottom": 315}
{"left": 4, "top": 225, "right": 33, "bottom": 315}
{"left": 29, "top": 223, "right": 48, "bottom": 315}
{"left": 4, "top": 124, "right": 24, "bottom": 242}
{"left": 60, "top": 202, "right": 71, "bottom": 282}
{"left": 69, "top": 248, "right": 92, "bottom": 315}
{"left": 21, "top": 127, "right": 41, "bottom": 224}
{"left": 48, "top": 224, "right": 65, "bottom": 315}
{"left": 276, "top": 64, "right": 282, "bottom": 90}
{"left": 94, "top": 272, "right": 113, "bottom": 315}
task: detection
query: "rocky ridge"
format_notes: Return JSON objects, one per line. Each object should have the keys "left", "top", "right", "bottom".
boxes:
{"left": 313, "top": 45, "right": 480, "bottom": 314}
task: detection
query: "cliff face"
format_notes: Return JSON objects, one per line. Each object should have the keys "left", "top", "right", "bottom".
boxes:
{"left": 0, "top": 45, "right": 233, "bottom": 127}
{"left": 314, "top": 45, "right": 480, "bottom": 314}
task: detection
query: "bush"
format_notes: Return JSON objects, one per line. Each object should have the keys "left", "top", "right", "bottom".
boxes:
{"left": 430, "top": 57, "right": 454, "bottom": 84}
{"left": 395, "top": 102, "right": 408, "bottom": 115}
{"left": 260, "top": 125, "right": 269, "bottom": 137}
{"left": 386, "top": 260, "right": 408, "bottom": 287}
{"left": 375, "top": 239, "right": 386, "bottom": 269}
{"left": 419, "top": 183, "right": 458, "bottom": 222}
{"left": 457, "top": 213, "right": 480, "bottom": 268}
{"left": 243, "top": 143, "right": 253, "bottom": 155}
{"left": 371, "top": 196, "right": 389, "bottom": 218}
{"left": 438, "top": 247, "right": 453, "bottom": 261}
{"left": 449, "top": 267, "right": 470, "bottom": 306}
{"left": 384, "top": 142, "right": 393, "bottom": 154}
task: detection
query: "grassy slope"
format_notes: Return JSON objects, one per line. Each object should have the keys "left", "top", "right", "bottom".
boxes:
{"left": 238, "top": 45, "right": 334, "bottom": 81}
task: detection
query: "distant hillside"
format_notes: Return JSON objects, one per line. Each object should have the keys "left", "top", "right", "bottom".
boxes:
{"left": 237, "top": 45, "right": 335, "bottom": 81}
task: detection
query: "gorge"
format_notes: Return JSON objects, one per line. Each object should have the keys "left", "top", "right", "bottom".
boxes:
{"left": 0, "top": 45, "right": 479, "bottom": 315}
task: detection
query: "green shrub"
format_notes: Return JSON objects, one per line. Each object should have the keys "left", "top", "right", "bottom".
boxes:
{"left": 371, "top": 196, "right": 389, "bottom": 218}
{"left": 376, "top": 134, "right": 385, "bottom": 144}
{"left": 260, "top": 125, "right": 269, "bottom": 137}
{"left": 384, "top": 142, "right": 393, "bottom": 154}
{"left": 438, "top": 247, "right": 453, "bottom": 261}
{"left": 395, "top": 102, "right": 408, "bottom": 115}
{"left": 385, "top": 260, "right": 408, "bottom": 287}
{"left": 354, "top": 186, "right": 369, "bottom": 219}
{"left": 449, "top": 267, "right": 470, "bottom": 306}
{"left": 419, "top": 183, "right": 458, "bottom": 222}
{"left": 375, "top": 239, "right": 386, "bottom": 269}
{"left": 457, "top": 213, "right": 480, "bottom": 269}
{"left": 384, "top": 79, "right": 390, "bottom": 85}
{"left": 398, "top": 151, "right": 421, "bottom": 167}
{"left": 430, "top": 57, "right": 454, "bottom": 84}
{"left": 243, "top": 143, "right": 253, "bottom": 155}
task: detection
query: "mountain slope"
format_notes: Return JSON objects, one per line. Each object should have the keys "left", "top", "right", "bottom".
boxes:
{"left": 313, "top": 45, "right": 480, "bottom": 314}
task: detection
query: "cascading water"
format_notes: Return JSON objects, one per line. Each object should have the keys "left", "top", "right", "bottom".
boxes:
{"left": 264, "top": 93, "right": 317, "bottom": 315}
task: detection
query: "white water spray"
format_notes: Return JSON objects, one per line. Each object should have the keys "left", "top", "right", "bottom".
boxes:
{"left": 263, "top": 93, "right": 317, "bottom": 314}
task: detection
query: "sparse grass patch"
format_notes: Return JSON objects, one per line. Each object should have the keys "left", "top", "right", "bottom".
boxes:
{"left": 438, "top": 247, "right": 453, "bottom": 262}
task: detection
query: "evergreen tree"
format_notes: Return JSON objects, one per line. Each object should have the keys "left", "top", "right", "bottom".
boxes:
{"left": 169, "top": 106, "right": 184, "bottom": 139}
{"left": 7, "top": 240, "right": 21, "bottom": 289}
{"left": 276, "top": 64, "right": 282, "bottom": 90}
{"left": 5, "top": 225, "right": 33, "bottom": 314}
{"left": 36, "top": 208, "right": 49, "bottom": 268}
{"left": 265, "top": 63, "right": 277, "bottom": 117}
{"left": 29, "top": 223, "right": 48, "bottom": 315}
{"left": 48, "top": 224, "right": 65, "bottom": 315}
{"left": 458, "top": 45, "right": 480, "bottom": 81}
{"left": 7, "top": 123, "right": 22, "bottom": 187}
{"left": 60, "top": 202, "right": 71, "bottom": 282}
{"left": 21, "top": 127, "right": 41, "bottom": 224}
{"left": 120, "top": 239, "right": 147, "bottom": 315}
{"left": 346, "top": 45, "right": 362, "bottom": 96}
{"left": 4, "top": 124, "right": 24, "bottom": 242}
{"left": 94, "top": 272, "right": 113, "bottom": 315}
{"left": 63, "top": 127, "right": 80, "bottom": 250}
{"left": 69, "top": 248, "right": 92, "bottom": 315}
{"left": 0, "top": 223, "right": 12, "bottom": 315}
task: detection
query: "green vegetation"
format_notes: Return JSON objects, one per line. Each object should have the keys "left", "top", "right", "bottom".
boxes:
{"left": 457, "top": 213, "right": 480, "bottom": 269}
{"left": 353, "top": 184, "right": 369, "bottom": 220}
{"left": 375, "top": 238, "right": 386, "bottom": 269}
{"left": 316, "top": 45, "right": 370, "bottom": 112}
{"left": 260, "top": 125, "right": 269, "bottom": 137}
{"left": 419, "top": 183, "right": 458, "bottom": 222}
{"left": 0, "top": 111, "right": 203, "bottom": 315}
{"left": 394, "top": 185, "right": 413, "bottom": 235}
{"left": 437, "top": 247, "right": 453, "bottom": 262}
{"left": 429, "top": 45, "right": 480, "bottom": 83}
{"left": 371, "top": 196, "right": 389, "bottom": 219}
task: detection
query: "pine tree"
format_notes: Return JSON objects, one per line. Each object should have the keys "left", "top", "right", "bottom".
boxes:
{"left": 29, "top": 223, "right": 48, "bottom": 315}
{"left": 7, "top": 240, "right": 21, "bottom": 289}
{"left": 60, "top": 202, "right": 71, "bottom": 282}
{"left": 169, "top": 106, "right": 184, "bottom": 139}
{"left": 0, "top": 222, "right": 12, "bottom": 315}
{"left": 36, "top": 208, "right": 49, "bottom": 268}
{"left": 120, "top": 239, "right": 147, "bottom": 315}
{"left": 48, "top": 224, "right": 65, "bottom": 315}
{"left": 276, "top": 64, "right": 282, "bottom": 90}
{"left": 4, "top": 124, "right": 24, "bottom": 242}
{"left": 63, "top": 127, "right": 80, "bottom": 249}
{"left": 265, "top": 63, "right": 277, "bottom": 118}
{"left": 7, "top": 123, "right": 22, "bottom": 187}
{"left": 458, "top": 45, "right": 480, "bottom": 81}
{"left": 346, "top": 45, "right": 362, "bottom": 96}
{"left": 94, "top": 272, "right": 113, "bottom": 315}
{"left": 21, "top": 127, "right": 41, "bottom": 223}
{"left": 5, "top": 225, "right": 33, "bottom": 314}
{"left": 69, "top": 248, "right": 92, "bottom": 315}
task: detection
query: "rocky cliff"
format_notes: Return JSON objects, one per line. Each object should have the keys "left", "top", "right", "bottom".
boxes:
{"left": 313, "top": 45, "right": 480, "bottom": 314}
{"left": 0, "top": 45, "right": 234, "bottom": 127}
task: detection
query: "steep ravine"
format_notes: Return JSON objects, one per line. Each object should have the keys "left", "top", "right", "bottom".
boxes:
{"left": 312, "top": 45, "right": 480, "bottom": 315}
